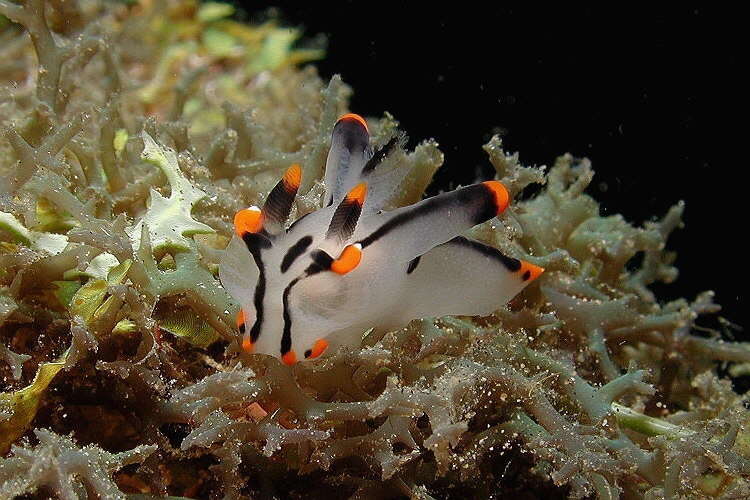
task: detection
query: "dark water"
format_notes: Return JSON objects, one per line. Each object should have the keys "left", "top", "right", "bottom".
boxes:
{"left": 238, "top": 3, "right": 743, "bottom": 330}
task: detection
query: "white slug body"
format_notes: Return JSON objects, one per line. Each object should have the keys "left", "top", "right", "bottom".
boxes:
{"left": 219, "top": 114, "right": 543, "bottom": 365}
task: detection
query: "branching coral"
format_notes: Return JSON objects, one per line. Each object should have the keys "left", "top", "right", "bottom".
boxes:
{"left": 0, "top": 1, "right": 748, "bottom": 499}
{"left": 0, "top": 428, "right": 156, "bottom": 499}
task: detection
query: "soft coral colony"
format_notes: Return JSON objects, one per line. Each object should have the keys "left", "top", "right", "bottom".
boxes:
{"left": 0, "top": 1, "right": 749, "bottom": 499}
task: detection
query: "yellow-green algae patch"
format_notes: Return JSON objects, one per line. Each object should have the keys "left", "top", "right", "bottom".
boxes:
{"left": 0, "top": 354, "right": 66, "bottom": 453}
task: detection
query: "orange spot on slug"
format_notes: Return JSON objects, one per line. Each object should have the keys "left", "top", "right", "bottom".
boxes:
{"left": 483, "top": 181, "right": 510, "bottom": 215}
{"left": 236, "top": 309, "right": 245, "bottom": 329}
{"left": 331, "top": 243, "right": 362, "bottom": 274}
{"left": 339, "top": 113, "right": 369, "bottom": 132}
{"left": 309, "top": 339, "right": 329, "bottom": 359}
{"left": 346, "top": 182, "right": 367, "bottom": 206}
{"left": 234, "top": 206, "right": 263, "bottom": 236}
{"left": 283, "top": 163, "right": 302, "bottom": 191}
{"left": 519, "top": 261, "right": 545, "bottom": 282}
{"left": 281, "top": 351, "right": 297, "bottom": 365}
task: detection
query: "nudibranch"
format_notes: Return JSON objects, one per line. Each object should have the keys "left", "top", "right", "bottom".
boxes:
{"left": 219, "top": 113, "right": 543, "bottom": 365}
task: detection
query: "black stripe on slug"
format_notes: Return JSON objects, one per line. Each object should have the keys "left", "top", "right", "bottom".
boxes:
{"left": 280, "top": 247, "right": 337, "bottom": 355}
{"left": 280, "top": 277, "right": 301, "bottom": 355}
{"left": 263, "top": 173, "right": 299, "bottom": 226}
{"left": 304, "top": 249, "right": 334, "bottom": 276}
{"left": 335, "top": 116, "right": 370, "bottom": 153}
{"left": 406, "top": 255, "right": 421, "bottom": 274}
{"left": 242, "top": 232, "right": 272, "bottom": 252}
{"left": 242, "top": 235, "right": 269, "bottom": 343}
{"left": 357, "top": 200, "right": 435, "bottom": 249}
{"left": 280, "top": 235, "right": 313, "bottom": 273}
{"left": 358, "top": 184, "right": 496, "bottom": 249}
{"left": 362, "top": 136, "right": 398, "bottom": 174}
{"left": 448, "top": 236, "right": 522, "bottom": 272}
{"left": 326, "top": 195, "right": 363, "bottom": 242}
{"left": 472, "top": 183, "right": 501, "bottom": 224}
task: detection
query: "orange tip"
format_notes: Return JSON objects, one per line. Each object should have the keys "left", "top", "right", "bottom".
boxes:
{"left": 241, "top": 334, "right": 254, "bottom": 353}
{"left": 519, "top": 260, "right": 544, "bottom": 282}
{"left": 234, "top": 206, "right": 263, "bottom": 236}
{"left": 307, "top": 338, "right": 329, "bottom": 359}
{"left": 331, "top": 243, "right": 362, "bottom": 274}
{"left": 483, "top": 181, "right": 510, "bottom": 215}
{"left": 281, "top": 350, "right": 297, "bottom": 366}
{"left": 283, "top": 163, "right": 302, "bottom": 190}
{"left": 346, "top": 182, "right": 367, "bottom": 205}
{"left": 338, "top": 113, "right": 369, "bottom": 132}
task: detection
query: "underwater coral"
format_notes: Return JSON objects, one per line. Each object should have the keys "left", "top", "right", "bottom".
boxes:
{"left": 0, "top": 1, "right": 749, "bottom": 499}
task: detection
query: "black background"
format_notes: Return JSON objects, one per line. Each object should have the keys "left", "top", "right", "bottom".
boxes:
{"left": 238, "top": 3, "right": 743, "bottom": 330}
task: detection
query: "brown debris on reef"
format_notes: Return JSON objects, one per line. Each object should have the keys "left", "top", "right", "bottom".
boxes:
{"left": 1, "top": 1, "right": 749, "bottom": 499}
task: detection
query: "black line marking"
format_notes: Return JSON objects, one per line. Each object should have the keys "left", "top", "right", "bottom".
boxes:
{"left": 326, "top": 197, "right": 363, "bottom": 242}
{"left": 406, "top": 255, "right": 421, "bottom": 274}
{"left": 357, "top": 184, "right": 495, "bottom": 249}
{"left": 474, "top": 183, "right": 500, "bottom": 224}
{"left": 281, "top": 248, "right": 335, "bottom": 355}
{"left": 263, "top": 175, "right": 298, "bottom": 226}
{"left": 483, "top": 182, "right": 506, "bottom": 216}
{"left": 304, "top": 249, "right": 333, "bottom": 276}
{"left": 281, "top": 248, "right": 338, "bottom": 355}
{"left": 304, "top": 349, "right": 312, "bottom": 358}
{"left": 280, "top": 277, "right": 300, "bottom": 355}
{"left": 280, "top": 235, "right": 312, "bottom": 273}
{"left": 448, "top": 236, "right": 522, "bottom": 272}
{"left": 522, "top": 270, "right": 531, "bottom": 281}
{"left": 242, "top": 234, "right": 269, "bottom": 343}
{"left": 362, "top": 136, "right": 398, "bottom": 174}
{"left": 242, "top": 232, "right": 272, "bottom": 252}
{"left": 336, "top": 117, "right": 369, "bottom": 152}
{"left": 238, "top": 321, "right": 246, "bottom": 334}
